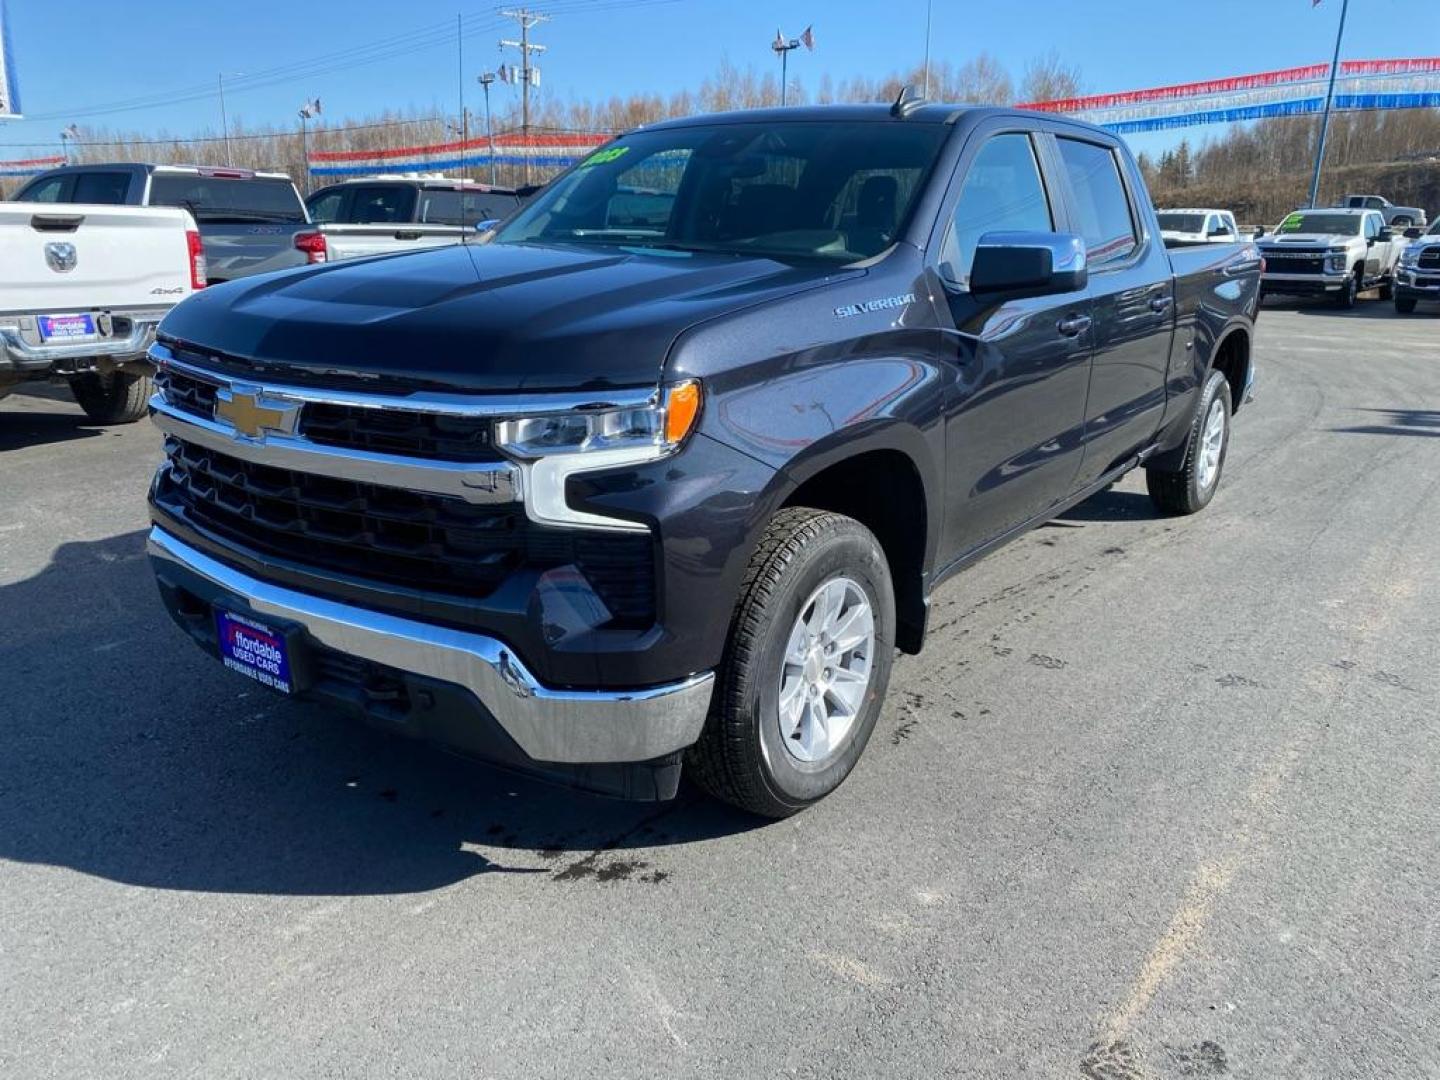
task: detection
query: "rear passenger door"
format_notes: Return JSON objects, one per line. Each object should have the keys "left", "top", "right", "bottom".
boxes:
{"left": 930, "top": 125, "right": 1094, "bottom": 563}
{"left": 1053, "top": 135, "right": 1173, "bottom": 488}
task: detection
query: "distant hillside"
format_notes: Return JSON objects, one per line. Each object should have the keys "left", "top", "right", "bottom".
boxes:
{"left": 1151, "top": 160, "right": 1440, "bottom": 228}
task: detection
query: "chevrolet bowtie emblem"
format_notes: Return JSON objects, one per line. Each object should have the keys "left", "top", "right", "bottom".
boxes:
{"left": 214, "top": 387, "right": 300, "bottom": 439}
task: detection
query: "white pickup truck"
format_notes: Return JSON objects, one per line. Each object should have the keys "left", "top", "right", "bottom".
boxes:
{"left": 1157, "top": 208, "right": 1241, "bottom": 246}
{"left": 305, "top": 177, "right": 526, "bottom": 262}
{"left": 1256, "top": 208, "right": 1407, "bottom": 308}
{"left": 0, "top": 203, "right": 204, "bottom": 423}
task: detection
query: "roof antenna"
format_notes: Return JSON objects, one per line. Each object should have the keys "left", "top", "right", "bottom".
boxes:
{"left": 891, "top": 84, "right": 926, "bottom": 118}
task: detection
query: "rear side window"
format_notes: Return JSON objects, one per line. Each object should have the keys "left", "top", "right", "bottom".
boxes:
{"left": 71, "top": 172, "right": 131, "bottom": 204}
{"left": 939, "top": 133, "right": 1054, "bottom": 284}
{"left": 344, "top": 185, "right": 415, "bottom": 224}
{"left": 1056, "top": 138, "right": 1138, "bottom": 266}
{"left": 15, "top": 175, "right": 70, "bottom": 203}
{"left": 420, "top": 189, "right": 520, "bottom": 226}
{"left": 149, "top": 175, "right": 307, "bottom": 222}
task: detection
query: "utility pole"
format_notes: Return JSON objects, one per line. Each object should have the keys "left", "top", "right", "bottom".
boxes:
{"left": 477, "top": 72, "right": 498, "bottom": 185}
{"left": 457, "top": 12, "right": 469, "bottom": 183}
{"left": 217, "top": 73, "right": 232, "bottom": 165}
{"left": 1307, "top": 0, "right": 1350, "bottom": 209}
{"left": 771, "top": 27, "right": 814, "bottom": 107}
{"left": 500, "top": 7, "right": 548, "bottom": 182}
{"left": 59, "top": 123, "right": 78, "bottom": 164}
{"left": 922, "top": 0, "right": 933, "bottom": 99}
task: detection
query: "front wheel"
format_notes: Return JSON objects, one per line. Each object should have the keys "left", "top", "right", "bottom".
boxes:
{"left": 1333, "top": 270, "right": 1360, "bottom": 309}
{"left": 688, "top": 507, "right": 895, "bottom": 818}
{"left": 1378, "top": 279, "right": 1393, "bottom": 301}
{"left": 1395, "top": 294, "right": 1418, "bottom": 315}
{"left": 68, "top": 369, "right": 152, "bottom": 424}
{"left": 1146, "top": 368, "right": 1232, "bottom": 516}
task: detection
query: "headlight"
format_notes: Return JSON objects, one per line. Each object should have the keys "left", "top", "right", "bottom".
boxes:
{"left": 495, "top": 380, "right": 702, "bottom": 531}
{"left": 1326, "top": 251, "right": 1347, "bottom": 272}
{"left": 1400, "top": 246, "right": 1421, "bottom": 267}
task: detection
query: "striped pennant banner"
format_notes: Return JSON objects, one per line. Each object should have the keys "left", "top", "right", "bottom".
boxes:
{"left": 309, "top": 131, "right": 608, "bottom": 177}
{"left": 0, "top": 153, "right": 64, "bottom": 177}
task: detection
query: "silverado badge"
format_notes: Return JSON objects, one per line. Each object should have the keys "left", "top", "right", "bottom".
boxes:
{"left": 214, "top": 387, "right": 301, "bottom": 439}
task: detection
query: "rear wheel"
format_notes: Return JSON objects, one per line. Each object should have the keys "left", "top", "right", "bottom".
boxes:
{"left": 1395, "top": 294, "right": 1418, "bottom": 315}
{"left": 68, "top": 369, "right": 152, "bottom": 425}
{"left": 688, "top": 507, "right": 895, "bottom": 818}
{"left": 1146, "top": 368, "right": 1231, "bottom": 516}
{"left": 1378, "top": 279, "right": 1394, "bottom": 301}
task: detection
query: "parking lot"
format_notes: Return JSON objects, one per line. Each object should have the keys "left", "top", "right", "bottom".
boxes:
{"left": 1, "top": 304, "right": 1437, "bottom": 1078}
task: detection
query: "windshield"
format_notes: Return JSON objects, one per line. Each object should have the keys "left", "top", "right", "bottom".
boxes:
{"left": 492, "top": 120, "right": 950, "bottom": 262}
{"left": 1276, "top": 212, "right": 1362, "bottom": 236}
{"left": 149, "top": 174, "right": 307, "bottom": 223}
{"left": 1157, "top": 212, "right": 1206, "bottom": 233}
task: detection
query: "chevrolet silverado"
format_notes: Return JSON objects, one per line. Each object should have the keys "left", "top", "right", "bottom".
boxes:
{"left": 145, "top": 103, "right": 1259, "bottom": 817}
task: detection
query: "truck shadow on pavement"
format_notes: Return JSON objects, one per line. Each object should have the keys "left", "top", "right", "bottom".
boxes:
{"left": 0, "top": 530, "right": 760, "bottom": 897}
{"left": 1333, "top": 408, "right": 1440, "bottom": 438}
{"left": 0, "top": 390, "right": 108, "bottom": 451}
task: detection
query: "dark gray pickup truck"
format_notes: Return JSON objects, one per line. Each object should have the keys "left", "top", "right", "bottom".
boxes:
{"left": 145, "top": 102, "right": 1259, "bottom": 817}
{"left": 13, "top": 163, "right": 321, "bottom": 283}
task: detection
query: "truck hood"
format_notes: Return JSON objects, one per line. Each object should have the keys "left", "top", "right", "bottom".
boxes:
{"left": 1259, "top": 233, "right": 1359, "bottom": 248}
{"left": 159, "top": 241, "right": 854, "bottom": 392}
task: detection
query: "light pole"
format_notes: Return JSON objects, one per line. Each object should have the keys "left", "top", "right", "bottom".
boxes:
{"left": 477, "top": 72, "right": 497, "bottom": 185}
{"left": 298, "top": 99, "right": 321, "bottom": 196}
{"left": 771, "top": 26, "right": 814, "bottom": 107}
{"left": 922, "top": 0, "right": 933, "bottom": 99}
{"left": 59, "top": 123, "right": 79, "bottom": 164}
{"left": 1307, "top": 0, "right": 1351, "bottom": 209}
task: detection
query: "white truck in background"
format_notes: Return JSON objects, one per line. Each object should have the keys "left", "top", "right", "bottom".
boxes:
{"left": 1256, "top": 207, "right": 1407, "bottom": 308}
{"left": 0, "top": 203, "right": 205, "bottom": 423}
{"left": 305, "top": 177, "right": 528, "bottom": 262}
{"left": 1157, "top": 208, "right": 1241, "bottom": 246}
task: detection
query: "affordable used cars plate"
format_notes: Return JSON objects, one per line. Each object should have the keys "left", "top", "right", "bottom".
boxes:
{"left": 215, "top": 609, "right": 295, "bottom": 694}
{"left": 37, "top": 313, "right": 99, "bottom": 341}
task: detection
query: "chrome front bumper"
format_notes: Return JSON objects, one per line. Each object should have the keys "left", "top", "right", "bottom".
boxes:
{"left": 147, "top": 527, "right": 715, "bottom": 764}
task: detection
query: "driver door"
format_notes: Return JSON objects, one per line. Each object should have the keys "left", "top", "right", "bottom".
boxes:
{"left": 930, "top": 128, "right": 1093, "bottom": 565}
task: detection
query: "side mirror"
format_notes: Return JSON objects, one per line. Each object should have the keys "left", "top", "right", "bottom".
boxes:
{"left": 1403, "top": 227, "right": 1424, "bottom": 239}
{"left": 969, "top": 232, "right": 1087, "bottom": 298}
{"left": 1252, "top": 226, "right": 1267, "bottom": 238}
{"left": 1377, "top": 228, "right": 1394, "bottom": 242}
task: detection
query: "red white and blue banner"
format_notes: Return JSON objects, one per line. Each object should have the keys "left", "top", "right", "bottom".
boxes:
{"left": 1025, "top": 57, "right": 1440, "bottom": 134}
{"left": 308, "top": 131, "right": 608, "bottom": 177}
{"left": 0, "top": 152, "right": 61, "bottom": 177}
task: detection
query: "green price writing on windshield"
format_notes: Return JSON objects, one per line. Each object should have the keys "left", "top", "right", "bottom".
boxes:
{"left": 579, "top": 146, "right": 631, "bottom": 168}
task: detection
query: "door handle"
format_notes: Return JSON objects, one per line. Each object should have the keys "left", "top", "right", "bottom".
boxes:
{"left": 1057, "top": 314, "right": 1092, "bottom": 337}
{"left": 1149, "top": 295, "right": 1173, "bottom": 313}
{"left": 394, "top": 230, "right": 422, "bottom": 240}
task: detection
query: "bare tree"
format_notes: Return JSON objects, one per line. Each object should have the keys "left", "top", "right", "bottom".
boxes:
{"left": 1019, "top": 50, "right": 1083, "bottom": 104}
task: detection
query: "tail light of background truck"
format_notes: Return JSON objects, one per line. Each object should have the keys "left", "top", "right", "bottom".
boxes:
{"left": 186, "top": 230, "right": 207, "bottom": 290}
{"left": 294, "top": 231, "right": 328, "bottom": 264}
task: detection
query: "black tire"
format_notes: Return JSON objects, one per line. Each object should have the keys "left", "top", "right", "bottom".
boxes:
{"left": 687, "top": 507, "right": 895, "bottom": 819}
{"left": 1145, "top": 368, "right": 1232, "bottom": 516}
{"left": 1378, "top": 280, "right": 1393, "bottom": 301}
{"left": 1333, "top": 269, "right": 1360, "bottom": 309}
{"left": 68, "top": 369, "right": 152, "bottom": 424}
{"left": 1395, "top": 295, "right": 1418, "bottom": 315}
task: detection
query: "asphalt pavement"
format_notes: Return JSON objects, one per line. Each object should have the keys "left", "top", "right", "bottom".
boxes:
{"left": 2, "top": 303, "right": 1437, "bottom": 1079}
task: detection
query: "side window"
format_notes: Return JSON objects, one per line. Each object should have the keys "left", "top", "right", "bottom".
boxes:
{"left": 1056, "top": 138, "right": 1138, "bottom": 266}
{"left": 1365, "top": 197, "right": 1382, "bottom": 209}
{"left": 939, "top": 133, "right": 1053, "bottom": 284}
{"left": 16, "top": 175, "right": 71, "bottom": 203}
{"left": 306, "top": 188, "right": 347, "bottom": 224}
{"left": 350, "top": 185, "right": 413, "bottom": 224}
{"left": 1364, "top": 214, "right": 1379, "bottom": 240}
{"left": 71, "top": 172, "right": 131, "bottom": 204}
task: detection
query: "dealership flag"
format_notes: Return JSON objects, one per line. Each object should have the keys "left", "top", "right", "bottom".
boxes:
{"left": 0, "top": 0, "right": 21, "bottom": 119}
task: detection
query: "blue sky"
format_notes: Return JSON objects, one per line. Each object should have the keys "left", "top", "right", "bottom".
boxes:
{"left": 1, "top": 0, "right": 1436, "bottom": 159}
